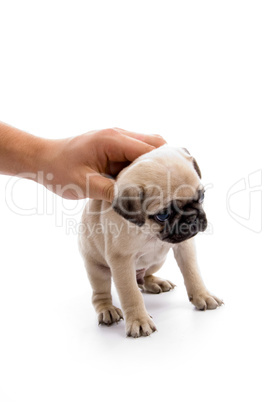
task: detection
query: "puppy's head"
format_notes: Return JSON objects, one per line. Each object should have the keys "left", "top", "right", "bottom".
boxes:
{"left": 112, "top": 146, "right": 207, "bottom": 243}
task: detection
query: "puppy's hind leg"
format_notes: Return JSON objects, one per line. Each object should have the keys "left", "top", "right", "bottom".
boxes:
{"left": 142, "top": 264, "right": 176, "bottom": 294}
{"left": 85, "top": 259, "right": 123, "bottom": 325}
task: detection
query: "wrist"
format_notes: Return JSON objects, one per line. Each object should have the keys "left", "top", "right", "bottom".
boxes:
{"left": 13, "top": 134, "right": 53, "bottom": 180}
{"left": 23, "top": 136, "right": 49, "bottom": 175}
{"left": 27, "top": 137, "right": 63, "bottom": 186}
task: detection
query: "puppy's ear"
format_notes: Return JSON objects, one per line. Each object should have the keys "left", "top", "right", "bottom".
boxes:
{"left": 181, "top": 148, "right": 202, "bottom": 179}
{"left": 181, "top": 147, "right": 190, "bottom": 155}
{"left": 192, "top": 158, "right": 201, "bottom": 179}
{"left": 112, "top": 185, "right": 145, "bottom": 226}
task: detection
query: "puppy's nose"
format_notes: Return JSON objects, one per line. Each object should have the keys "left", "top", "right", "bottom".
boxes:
{"left": 185, "top": 213, "right": 198, "bottom": 225}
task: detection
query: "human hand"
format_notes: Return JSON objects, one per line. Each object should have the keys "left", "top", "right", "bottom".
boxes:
{"left": 40, "top": 128, "right": 166, "bottom": 201}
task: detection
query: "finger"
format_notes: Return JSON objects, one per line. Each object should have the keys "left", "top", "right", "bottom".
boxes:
{"left": 113, "top": 128, "right": 167, "bottom": 148}
{"left": 101, "top": 134, "right": 156, "bottom": 163}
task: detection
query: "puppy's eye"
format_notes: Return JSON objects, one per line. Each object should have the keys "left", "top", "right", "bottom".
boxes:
{"left": 155, "top": 212, "right": 170, "bottom": 222}
{"left": 199, "top": 193, "right": 205, "bottom": 203}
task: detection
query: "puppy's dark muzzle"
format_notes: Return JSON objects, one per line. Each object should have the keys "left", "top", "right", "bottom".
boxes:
{"left": 166, "top": 210, "right": 208, "bottom": 243}
{"left": 180, "top": 211, "right": 208, "bottom": 234}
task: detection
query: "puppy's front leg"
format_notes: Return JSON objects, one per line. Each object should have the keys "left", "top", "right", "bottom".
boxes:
{"left": 173, "top": 238, "right": 223, "bottom": 310}
{"left": 109, "top": 256, "right": 157, "bottom": 337}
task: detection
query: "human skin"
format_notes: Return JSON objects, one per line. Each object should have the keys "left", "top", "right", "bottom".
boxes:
{"left": 0, "top": 122, "right": 166, "bottom": 201}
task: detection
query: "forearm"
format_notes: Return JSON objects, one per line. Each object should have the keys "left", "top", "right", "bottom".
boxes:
{"left": 0, "top": 124, "right": 166, "bottom": 201}
{"left": 0, "top": 122, "right": 49, "bottom": 178}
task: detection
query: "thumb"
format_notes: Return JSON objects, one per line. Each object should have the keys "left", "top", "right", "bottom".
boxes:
{"left": 87, "top": 172, "right": 115, "bottom": 202}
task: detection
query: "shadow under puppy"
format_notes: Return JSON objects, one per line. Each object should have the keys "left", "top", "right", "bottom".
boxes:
{"left": 79, "top": 145, "right": 223, "bottom": 337}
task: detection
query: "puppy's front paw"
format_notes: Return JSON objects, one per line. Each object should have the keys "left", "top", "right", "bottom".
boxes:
{"left": 143, "top": 275, "right": 176, "bottom": 294}
{"left": 126, "top": 313, "right": 157, "bottom": 338}
{"left": 98, "top": 305, "right": 123, "bottom": 326}
{"left": 189, "top": 292, "right": 224, "bottom": 311}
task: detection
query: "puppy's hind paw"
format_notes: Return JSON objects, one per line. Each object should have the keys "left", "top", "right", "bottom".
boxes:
{"left": 143, "top": 275, "right": 176, "bottom": 294}
{"left": 98, "top": 306, "right": 123, "bottom": 326}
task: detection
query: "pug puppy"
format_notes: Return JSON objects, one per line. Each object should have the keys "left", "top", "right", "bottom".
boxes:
{"left": 78, "top": 145, "right": 223, "bottom": 337}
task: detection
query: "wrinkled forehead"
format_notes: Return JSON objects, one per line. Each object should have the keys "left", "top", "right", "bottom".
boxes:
{"left": 143, "top": 182, "right": 204, "bottom": 214}
{"left": 116, "top": 146, "right": 202, "bottom": 214}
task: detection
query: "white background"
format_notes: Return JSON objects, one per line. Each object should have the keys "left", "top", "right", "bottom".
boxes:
{"left": 0, "top": 1, "right": 266, "bottom": 401}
